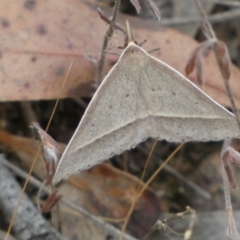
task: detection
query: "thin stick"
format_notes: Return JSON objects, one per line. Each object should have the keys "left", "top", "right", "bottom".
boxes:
{"left": 159, "top": 8, "right": 240, "bottom": 26}
{"left": 20, "top": 101, "right": 38, "bottom": 129}
{"left": 221, "top": 140, "right": 240, "bottom": 240}
{"left": 137, "top": 145, "right": 211, "bottom": 200}
{"left": 205, "top": 0, "right": 240, "bottom": 7}
{"left": 196, "top": 0, "right": 240, "bottom": 131}
{"left": 194, "top": 0, "right": 216, "bottom": 39}
{"left": 141, "top": 141, "right": 158, "bottom": 182}
{"left": 119, "top": 143, "right": 185, "bottom": 240}
{"left": 143, "top": 206, "right": 196, "bottom": 240}
{"left": 194, "top": 0, "right": 240, "bottom": 239}
{"left": 222, "top": 80, "right": 240, "bottom": 130}
{"left": 0, "top": 156, "right": 137, "bottom": 240}
{"left": 118, "top": 140, "right": 158, "bottom": 240}
{"left": 0, "top": 230, "right": 16, "bottom": 240}
{"left": 96, "top": 0, "right": 121, "bottom": 84}
{"left": 4, "top": 149, "right": 41, "bottom": 240}
{"left": 46, "top": 61, "right": 73, "bottom": 131}
{"left": 4, "top": 61, "right": 73, "bottom": 240}
{"left": 0, "top": 158, "right": 66, "bottom": 240}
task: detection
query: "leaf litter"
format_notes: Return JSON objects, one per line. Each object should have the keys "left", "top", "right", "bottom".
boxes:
{"left": 0, "top": 130, "right": 161, "bottom": 238}
{"left": 0, "top": 0, "right": 239, "bottom": 108}
{"left": 1, "top": 0, "right": 240, "bottom": 239}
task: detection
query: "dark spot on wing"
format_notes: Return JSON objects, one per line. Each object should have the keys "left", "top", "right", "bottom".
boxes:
{"left": 68, "top": 43, "right": 73, "bottom": 49}
{"left": 125, "top": 94, "right": 129, "bottom": 97}
{"left": 31, "top": 56, "right": 37, "bottom": 62}
{"left": 55, "top": 67, "right": 64, "bottom": 76}
{"left": 24, "top": 0, "right": 36, "bottom": 10}
{"left": 24, "top": 82, "right": 30, "bottom": 89}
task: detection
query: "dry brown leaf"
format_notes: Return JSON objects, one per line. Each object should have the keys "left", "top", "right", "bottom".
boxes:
{"left": 0, "top": 130, "right": 161, "bottom": 238}
{"left": 30, "top": 122, "right": 61, "bottom": 185}
{"left": 0, "top": 0, "right": 99, "bottom": 101}
{"left": 185, "top": 41, "right": 211, "bottom": 85}
{"left": 0, "top": 0, "right": 240, "bottom": 108}
{"left": 68, "top": 164, "right": 161, "bottom": 237}
{"left": 213, "top": 41, "right": 231, "bottom": 81}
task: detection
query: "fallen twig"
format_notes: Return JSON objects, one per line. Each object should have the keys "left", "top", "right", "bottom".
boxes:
{"left": 0, "top": 155, "right": 138, "bottom": 240}
{"left": 0, "top": 155, "right": 67, "bottom": 240}
{"left": 221, "top": 140, "right": 240, "bottom": 240}
{"left": 142, "top": 206, "right": 196, "bottom": 240}
{"left": 160, "top": 8, "right": 240, "bottom": 26}
{"left": 138, "top": 145, "right": 211, "bottom": 200}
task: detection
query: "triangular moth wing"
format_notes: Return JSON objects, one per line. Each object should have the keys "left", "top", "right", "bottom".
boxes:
{"left": 54, "top": 42, "right": 239, "bottom": 183}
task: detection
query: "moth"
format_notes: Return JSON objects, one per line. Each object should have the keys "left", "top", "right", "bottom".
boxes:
{"left": 53, "top": 22, "right": 239, "bottom": 183}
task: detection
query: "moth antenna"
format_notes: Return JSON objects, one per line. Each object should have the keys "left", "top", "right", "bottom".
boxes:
{"left": 148, "top": 47, "right": 161, "bottom": 54}
{"left": 125, "top": 20, "right": 134, "bottom": 44}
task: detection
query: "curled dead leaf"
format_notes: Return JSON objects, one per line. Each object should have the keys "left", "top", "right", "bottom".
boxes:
{"left": 0, "top": 130, "right": 162, "bottom": 238}
{"left": 213, "top": 41, "right": 231, "bottom": 81}
{"left": 41, "top": 190, "right": 62, "bottom": 213}
{"left": 30, "top": 122, "right": 61, "bottom": 185}
{"left": 222, "top": 146, "right": 240, "bottom": 189}
{"left": 185, "top": 40, "right": 211, "bottom": 85}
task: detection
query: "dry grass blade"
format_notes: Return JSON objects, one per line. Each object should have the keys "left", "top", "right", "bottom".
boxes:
{"left": 194, "top": 0, "right": 232, "bottom": 83}
{"left": 119, "top": 143, "right": 184, "bottom": 240}
{"left": 143, "top": 206, "right": 196, "bottom": 240}
{"left": 206, "top": 0, "right": 240, "bottom": 7}
{"left": 142, "top": 0, "right": 161, "bottom": 20}
{"left": 0, "top": 157, "right": 137, "bottom": 240}
{"left": 193, "top": 0, "right": 240, "bottom": 131}
{"left": 30, "top": 122, "right": 62, "bottom": 185}
{"left": 96, "top": 0, "right": 121, "bottom": 83}
{"left": 4, "top": 60, "right": 73, "bottom": 240}
{"left": 97, "top": 7, "right": 129, "bottom": 49}
{"left": 0, "top": 156, "right": 65, "bottom": 240}
{"left": 194, "top": 1, "right": 240, "bottom": 239}
{"left": 195, "top": 0, "right": 216, "bottom": 39}
{"left": 128, "top": 0, "right": 160, "bottom": 19}
{"left": 221, "top": 140, "right": 240, "bottom": 240}
{"left": 97, "top": 8, "right": 125, "bottom": 34}
{"left": 129, "top": 0, "right": 141, "bottom": 13}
